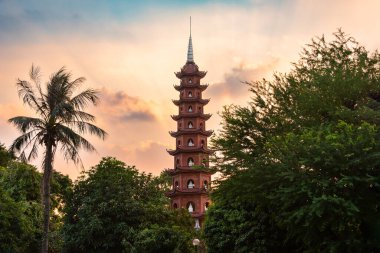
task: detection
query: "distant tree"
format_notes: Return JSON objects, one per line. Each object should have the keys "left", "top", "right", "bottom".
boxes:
{"left": 206, "top": 30, "right": 380, "bottom": 252}
{"left": 8, "top": 66, "right": 106, "bottom": 253}
{"left": 63, "top": 157, "right": 194, "bottom": 253}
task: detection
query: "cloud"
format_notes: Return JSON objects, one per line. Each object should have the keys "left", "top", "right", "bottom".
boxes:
{"left": 98, "top": 88, "right": 157, "bottom": 123}
{"left": 207, "top": 59, "right": 279, "bottom": 98}
{"left": 120, "top": 111, "right": 155, "bottom": 122}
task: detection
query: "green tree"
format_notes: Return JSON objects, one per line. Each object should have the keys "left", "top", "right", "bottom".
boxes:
{"left": 0, "top": 143, "right": 14, "bottom": 167}
{"left": 0, "top": 186, "right": 35, "bottom": 253}
{"left": 0, "top": 158, "right": 72, "bottom": 252}
{"left": 206, "top": 30, "right": 380, "bottom": 252}
{"left": 63, "top": 157, "right": 194, "bottom": 253}
{"left": 8, "top": 66, "right": 106, "bottom": 253}
{"left": 0, "top": 161, "right": 42, "bottom": 252}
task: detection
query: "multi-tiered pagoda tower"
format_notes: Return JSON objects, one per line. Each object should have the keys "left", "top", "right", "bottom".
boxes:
{"left": 166, "top": 26, "right": 214, "bottom": 229}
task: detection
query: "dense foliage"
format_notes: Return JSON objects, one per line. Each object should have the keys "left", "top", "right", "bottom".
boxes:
{"left": 0, "top": 144, "right": 72, "bottom": 252}
{"left": 62, "top": 157, "right": 195, "bottom": 253}
{"left": 205, "top": 30, "right": 380, "bottom": 252}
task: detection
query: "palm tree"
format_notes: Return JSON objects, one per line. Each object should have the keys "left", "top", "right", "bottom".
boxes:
{"left": 8, "top": 65, "right": 107, "bottom": 253}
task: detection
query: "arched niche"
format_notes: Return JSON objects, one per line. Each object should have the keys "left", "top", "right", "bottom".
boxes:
{"left": 187, "top": 179, "right": 195, "bottom": 189}
{"left": 187, "top": 157, "right": 194, "bottom": 166}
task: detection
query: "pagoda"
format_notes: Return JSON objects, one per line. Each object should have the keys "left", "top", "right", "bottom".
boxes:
{"left": 166, "top": 22, "right": 214, "bottom": 229}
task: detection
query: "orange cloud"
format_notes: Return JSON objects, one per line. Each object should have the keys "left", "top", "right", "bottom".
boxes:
{"left": 207, "top": 59, "right": 279, "bottom": 99}
{"left": 99, "top": 88, "right": 157, "bottom": 123}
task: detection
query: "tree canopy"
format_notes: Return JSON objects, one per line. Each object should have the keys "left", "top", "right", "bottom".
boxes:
{"left": 205, "top": 30, "right": 380, "bottom": 252}
{"left": 0, "top": 144, "right": 72, "bottom": 253}
{"left": 62, "top": 157, "right": 195, "bottom": 253}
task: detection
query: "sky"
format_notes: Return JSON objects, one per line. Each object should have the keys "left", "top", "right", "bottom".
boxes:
{"left": 1, "top": 0, "right": 380, "bottom": 180}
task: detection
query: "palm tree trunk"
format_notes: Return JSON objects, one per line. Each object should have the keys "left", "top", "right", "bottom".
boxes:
{"left": 42, "top": 140, "right": 53, "bottom": 253}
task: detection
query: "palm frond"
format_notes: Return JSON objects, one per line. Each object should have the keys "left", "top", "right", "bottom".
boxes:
{"left": 56, "top": 124, "right": 96, "bottom": 153}
{"left": 72, "top": 110, "right": 96, "bottom": 122}
{"left": 19, "top": 131, "right": 44, "bottom": 162}
{"left": 29, "top": 64, "right": 41, "bottom": 86}
{"left": 8, "top": 116, "right": 44, "bottom": 132}
{"left": 27, "top": 136, "right": 40, "bottom": 161}
{"left": 46, "top": 67, "right": 70, "bottom": 111}
{"left": 51, "top": 101, "right": 74, "bottom": 119}
{"left": 16, "top": 79, "right": 46, "bottom": 117}
{"left": 60, "top": 141, "right": 83, "bottom": 166}
{"left": 70, "top": 89, "right": 99, "bottom": 110}
{"left": 9, "top": 129, "right": 43, "bottom": 152}
{"left": 66, "top": 121, "right": 107, "bottom": 139}
{"left": 67, "top": 77, "right": 86, "bottom": 96}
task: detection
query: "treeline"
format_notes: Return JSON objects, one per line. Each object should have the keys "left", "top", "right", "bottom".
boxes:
{"left": 204, "top": 30, "right": 380, "bottom": 252}
{"left": 0, "top": 149, "right": 196, "bottom": 252}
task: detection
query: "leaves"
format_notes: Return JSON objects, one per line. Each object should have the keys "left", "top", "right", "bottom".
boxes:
{"left": 9, "top": 65, "right": 107, "bottom": 165}
{"left": 62, "top": 157, "right": 194, "bottom": 253}
{"left": 208, "top": 30, "right": 380, "bottom": 252}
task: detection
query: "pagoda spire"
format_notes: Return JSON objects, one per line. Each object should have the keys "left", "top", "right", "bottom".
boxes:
{"left": 187, "top": 16, "right": 194, "bottom": 63}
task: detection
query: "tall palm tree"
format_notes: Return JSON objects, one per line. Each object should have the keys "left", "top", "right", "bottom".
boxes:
{"left": 8, "top": 65, "right": 107, "bottom": 253}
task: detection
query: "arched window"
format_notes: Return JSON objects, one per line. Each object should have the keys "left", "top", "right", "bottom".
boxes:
{"left": 175, "top": 181, "right": 179, "bottom": 189}
{"left": 187, "top": 179, "right": 195, "bottom": 189}
{"left": 205, "top": 202, "right": 209, "bottom": 211}
{"left": 179, "top": 123, "right": 182, "bottom": 128}
{"left": 204, "top": 180, "right": 208, "bottom": 189}
{"left": 188, "top": 91, "right": 193, "bottom": 97}
{"left": 200, "top": 123, "right": 203, "bottom": 129}
{"left": 188, "top": 106, "right": 193, "bottom": 112}
{"left": 189, "top": 79, "right": 192, "bottom": 84}
{"left": 173, "top": 203, "right": 178, "bottom": 209}
{"left": 188, "top": 139, "right": 194, "bottom": 147}
{"left": 188, "top": 121, "right": 193, "bottom": 128}
{"left": 180, "top": 106, "right": 183, "bottom": 112}
{"left": 187, "top": 202, "right": 195, "bottom": 213}
{"left": 188, "top": 158, "right": 194, "bottom": 166}
{"left": 194, "top": 218, "right": 200, "bottom": 230}
{"left": 176, "top": 158, "right": 180, "bottom": 165}
{"left": 201, "top": 140, "right": 205, "bottom": 147}
{"left": 177, "top": 140, "right": 181, "bottom": 146}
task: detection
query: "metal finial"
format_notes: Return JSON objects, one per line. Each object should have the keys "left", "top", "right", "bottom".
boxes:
{"left": 187, "top": 16, "right": 194, "bottom": 63}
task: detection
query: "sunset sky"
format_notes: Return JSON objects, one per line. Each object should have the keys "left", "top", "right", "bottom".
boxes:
{"left": 1, "top": 0, "right": 380, "bottom": 179}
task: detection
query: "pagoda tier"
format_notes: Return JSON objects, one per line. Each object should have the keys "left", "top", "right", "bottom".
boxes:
{"left": 172, "top": 98, "right": 210, "bottom": 106}
{"left": 169, "top": 129, "right": 213, "bottom": 137}
{"left": 166, "top": 167, "right": 213, "bottom": 175}
{"left": 167, "top": 146, "right": 213, "bottom": 156}
{"left": 174, "top": 84, "right": 209, "bottom": 91}
{"left": 175, "top": 65, "right": 207, "bottom": 79}
{"left": 171, "top": 113, "right": 212, "bottom": 121}
{"left": 166, "top": 187, "right": 209, "bottom": 197}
